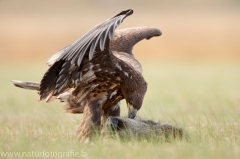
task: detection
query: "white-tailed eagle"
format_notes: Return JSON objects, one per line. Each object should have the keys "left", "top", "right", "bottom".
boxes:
{"left": 12, "top": 9, "right": 162, "bottom": 142}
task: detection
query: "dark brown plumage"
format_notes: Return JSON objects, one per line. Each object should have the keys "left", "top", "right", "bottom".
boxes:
{"left": 12, "top": 9, "right": 162, "bottom": 142}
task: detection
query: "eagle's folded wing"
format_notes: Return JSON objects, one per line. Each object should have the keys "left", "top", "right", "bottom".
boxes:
{"left": 40, "top": 9, "right": 133, "bottom": 100}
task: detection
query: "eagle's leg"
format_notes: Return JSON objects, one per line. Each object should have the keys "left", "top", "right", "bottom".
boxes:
{"left": 77, "top": 100, "right": 102, "bottom": 143}
{"left": 101, "top": 102, "right": 120, "bottom": 127}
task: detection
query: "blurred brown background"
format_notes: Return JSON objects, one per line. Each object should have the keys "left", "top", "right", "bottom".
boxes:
{"left": 0, "top": 0, "right": 240, "bottom": 64}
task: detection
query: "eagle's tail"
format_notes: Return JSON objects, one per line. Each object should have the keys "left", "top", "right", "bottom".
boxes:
{"left": 11, "top": 80, "right": 73, "bottom": 103}
{"left": 12, "top": 80, "right": 40, "bottom": 91}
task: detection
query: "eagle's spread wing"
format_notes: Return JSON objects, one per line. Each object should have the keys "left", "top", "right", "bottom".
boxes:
{"left": 39, "top": 9, "right": 133, "bottom": 100}
{"left": 110, "top": 26, "right": 162, "bottom": 54}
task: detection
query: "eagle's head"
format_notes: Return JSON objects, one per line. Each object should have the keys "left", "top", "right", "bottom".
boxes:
{"left": 125, "top": 83, "right": 147, "bottom": 119}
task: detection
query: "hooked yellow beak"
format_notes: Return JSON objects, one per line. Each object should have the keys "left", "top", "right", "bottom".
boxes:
{"left": 127, "top": 103, "right": 137, "bottom": 119}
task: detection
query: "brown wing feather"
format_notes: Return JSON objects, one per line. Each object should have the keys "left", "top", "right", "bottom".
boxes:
{"left": 39, "top": 9, "right": 133, "bottom": 100}
{"left": 110, "top": 26, "right": 162, "bottom": 54}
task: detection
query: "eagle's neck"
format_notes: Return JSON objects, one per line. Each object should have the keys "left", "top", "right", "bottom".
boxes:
{"left": 110, "top": 52, "right": 147, "bottom": 101}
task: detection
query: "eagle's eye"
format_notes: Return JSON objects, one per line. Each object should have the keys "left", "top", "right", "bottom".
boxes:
{"left": 129, "top": 99, "right": 133, "bottom": 105}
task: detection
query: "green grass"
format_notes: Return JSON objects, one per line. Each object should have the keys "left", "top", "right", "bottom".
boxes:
{"left": 0, "top": 61, "right": 240, "bottom": 159}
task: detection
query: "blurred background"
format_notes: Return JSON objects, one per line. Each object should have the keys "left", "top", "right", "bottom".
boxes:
{"left": 0, "top": 0, "right": 240, "bottom": 118}
{"left": 0, "top": 0, "right": 240, "bottom": 64}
